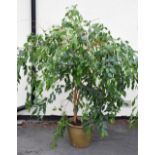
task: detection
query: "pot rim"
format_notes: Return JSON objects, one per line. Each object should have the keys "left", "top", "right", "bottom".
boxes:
{"left": 68, "top": 122, "right": 83, "bottom": 129}
{"left": 68, "top": 117, "right": 83, "bottom": 129}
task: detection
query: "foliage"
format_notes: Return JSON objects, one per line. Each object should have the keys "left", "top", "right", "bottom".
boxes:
{"left": 17, "top": 5, "right": 138, "bottom": 147}
{"left": 51, "top": 115, "right": 69, "bottom": 149}
{"left": 129, "top": 96, "right": 138, "bottom": 128}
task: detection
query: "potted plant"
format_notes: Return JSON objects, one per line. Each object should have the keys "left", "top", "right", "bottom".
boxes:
{"left": 17, "top": 5, "right": 138, "bottom": 149}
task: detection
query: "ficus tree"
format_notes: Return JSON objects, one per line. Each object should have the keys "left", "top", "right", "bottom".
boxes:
{"left": 17, "top": 5, "right": 138, "bottom": 148}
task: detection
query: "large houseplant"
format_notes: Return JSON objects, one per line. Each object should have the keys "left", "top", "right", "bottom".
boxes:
{"left": 17, "top": 5, "right": 138, "bottom": 148}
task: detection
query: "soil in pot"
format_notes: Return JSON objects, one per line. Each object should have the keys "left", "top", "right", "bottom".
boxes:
{"left": 68, "top": 118, "right": 92, "bottom": 148}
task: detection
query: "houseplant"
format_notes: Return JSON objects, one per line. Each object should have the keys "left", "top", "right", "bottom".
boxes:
{"left": 17, "top": 5, "right": 138, "bottom": 148}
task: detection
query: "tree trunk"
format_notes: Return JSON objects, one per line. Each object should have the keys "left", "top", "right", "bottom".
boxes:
{"left": 73, "top": 89, "right": 80, "bottom": 124}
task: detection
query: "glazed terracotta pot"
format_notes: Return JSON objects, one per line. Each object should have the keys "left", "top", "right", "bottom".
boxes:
{"left": 68, "top": 122, "right": 92, "bottom": 148}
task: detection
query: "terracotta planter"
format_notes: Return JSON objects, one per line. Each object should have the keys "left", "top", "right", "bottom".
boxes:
{"left": 68, "top": 123, "right": 92, "bottom": 148}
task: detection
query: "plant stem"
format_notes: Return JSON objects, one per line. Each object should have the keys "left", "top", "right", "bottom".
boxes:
{"left": 73, "top": 88, "right": 80, "bottom": 124}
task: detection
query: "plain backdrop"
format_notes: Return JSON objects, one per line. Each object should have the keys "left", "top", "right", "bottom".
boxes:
{"left": 17, "top": 0, "right": 138, "bottom": 116}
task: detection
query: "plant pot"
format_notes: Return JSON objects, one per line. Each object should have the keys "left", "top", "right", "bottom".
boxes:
{"left": 68, "top": 122, "right": 92, "bottom": 148}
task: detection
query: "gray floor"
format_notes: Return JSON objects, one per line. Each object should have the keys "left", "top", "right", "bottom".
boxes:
{"left": 17, "top": 120, "right": 138, "bottom": 155}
